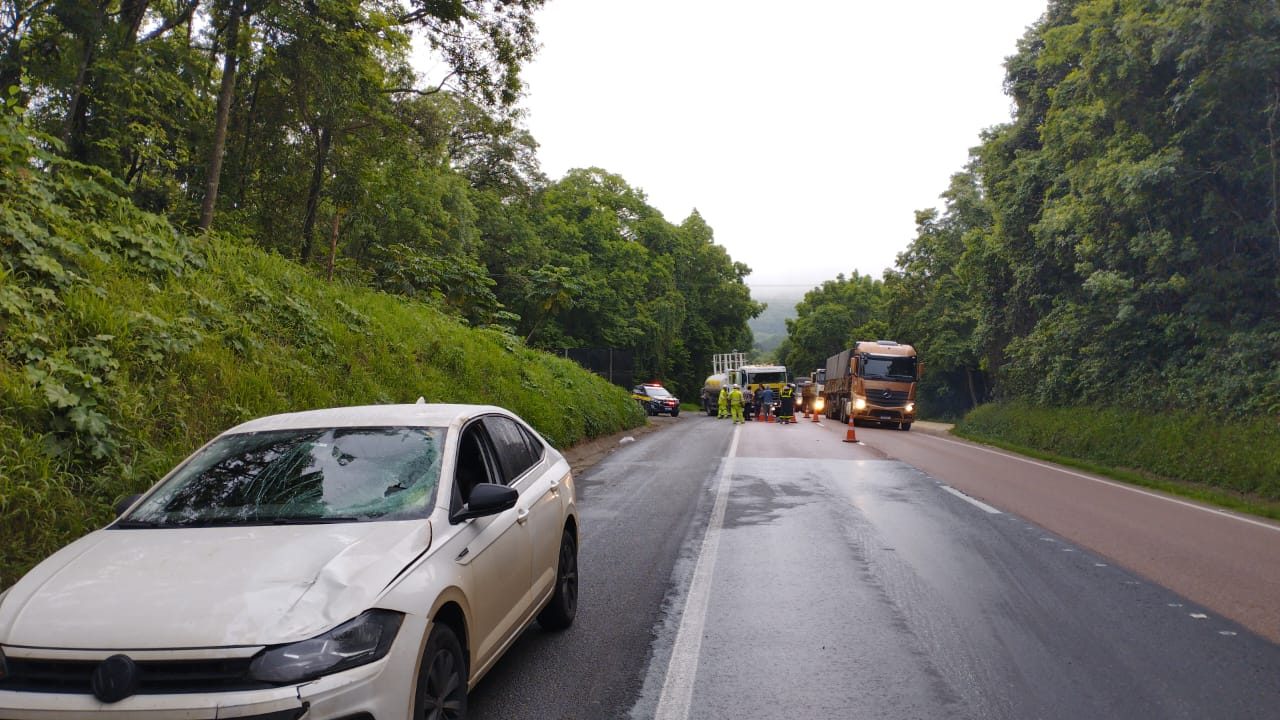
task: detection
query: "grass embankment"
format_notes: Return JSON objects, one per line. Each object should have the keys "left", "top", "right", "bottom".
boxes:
{"left": 955, "top": 402, "right": 1280, "bottom": 520}
{"left": 0, "top": 116, "right": 644, "bottom": 587}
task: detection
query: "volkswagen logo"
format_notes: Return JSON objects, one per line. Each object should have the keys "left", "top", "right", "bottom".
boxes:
{"left": 90, "top": 654, "right": 139, "bottom": 703}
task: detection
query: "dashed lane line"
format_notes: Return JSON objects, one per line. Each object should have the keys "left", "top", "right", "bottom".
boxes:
{"left": 940, "top": 485, "right": 1002, "bottom": 514}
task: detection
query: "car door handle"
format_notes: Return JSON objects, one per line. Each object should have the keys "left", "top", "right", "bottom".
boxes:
{"left": 517, "top": 508, "right": 529, "bottom": 525}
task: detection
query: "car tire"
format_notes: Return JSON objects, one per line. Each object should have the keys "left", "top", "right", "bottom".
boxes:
{"left": 538, "top": 529, "right": 578, "bottom": 630}
{"left": 901, "top": 422, "right": 912, "bottom": 431}
{"left": 414, "top": 622, "right": 468, "bottom": 720}
{"left": 671, "top": 409, "right": 680, "bottom": 417}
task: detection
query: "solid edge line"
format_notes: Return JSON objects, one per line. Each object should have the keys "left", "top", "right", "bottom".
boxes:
{"left": 926, "top": 434, "right": 1280, "bottom": 533}
{"left": 941, "top": 485, "right": 1002, "bottom": 514}
{"left": 653, "top": 424, "right": 740, "bottom": 720}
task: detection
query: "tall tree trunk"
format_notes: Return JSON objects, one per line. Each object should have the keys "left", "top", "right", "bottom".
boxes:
{"left": 327, "top": 208, "right": 344, "bottom": 281}
{"left": 299, "top": 125, "right": 332, "bottom": 262}
{"left": 234, "top": 66, "right": 263, "bottom": 208}
{"left": 61, "top": 4, "right": 108, "bottom": 159}
{"left": 1268, "top": 79, "right": 1280, "bottom": 260}
{"left": 198, "top": 0, "right": 242, "bottom": 231}
{"left": 965, "top": 367, "right": 980, "bottom": 409}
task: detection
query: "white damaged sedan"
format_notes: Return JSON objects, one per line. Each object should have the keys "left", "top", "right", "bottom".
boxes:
{"left": 0, "top": 403, "right": 578, "bottom": 720}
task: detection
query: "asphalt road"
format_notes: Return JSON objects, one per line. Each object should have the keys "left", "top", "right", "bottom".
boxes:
{"left": 468, "top": 414, "right": 1280, "bottom": 719}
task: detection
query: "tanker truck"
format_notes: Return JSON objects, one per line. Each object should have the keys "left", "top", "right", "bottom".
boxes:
{"left": 700, "top": 352, "right": 745, "bottom": 416}
{"left": 700, "top": 353, "right": 790, "bottom": 416}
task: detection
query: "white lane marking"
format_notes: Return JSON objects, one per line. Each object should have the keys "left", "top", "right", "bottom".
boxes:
{"left": 940, "top": 485, "right": 1001, "bottom": 514}
{"left": 1168, "top": 603, "right": 1183, "bottom": 607}
{"left": 1062, "top": 548, "right": 1075, "bottom": 552}
{"left": 1095, "top": 563, "right": 1109, "bottom": 567}
{"left": 1190, "top": 613, "right": 1209, "bottom": 619}
{"left": 654, "top": 424, "right": 740, "bottom": 720}
{"left": 924, "top": 434, "right": 1280, "bottom": 533}
{"left": 1219, "top": 631, "right": 1237, "bottom": 636}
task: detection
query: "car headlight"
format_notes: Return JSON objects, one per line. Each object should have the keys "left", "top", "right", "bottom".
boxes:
{"left": 854, "top": 397, "right": 867, "bottom": 410}
{"left": 905, "top": 402, "right": 915, "bottom": 413}
{"left": 249, "top": 609, "right": 403, "bottom": 684}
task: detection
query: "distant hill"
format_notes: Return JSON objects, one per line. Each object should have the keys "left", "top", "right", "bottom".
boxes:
{"left": 748, "top": 288, "right": 806, "bottom": 359}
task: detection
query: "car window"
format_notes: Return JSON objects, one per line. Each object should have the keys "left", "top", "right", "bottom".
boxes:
{"left": 124, "top": 427, "right": 445, "bottom": 526}
{"left": 484, "top": 415, "right": 540, "bottom": 483}
{"left": 453, "top": 422, "right": 500, "bottom": 506}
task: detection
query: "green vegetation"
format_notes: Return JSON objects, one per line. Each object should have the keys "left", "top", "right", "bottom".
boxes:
{"left": 780, "top": 1, "right": 1279, "bottom": 502}
{"left": 3, "top": 0, "right": 760, "bottom": 402}
{"left": 0, "top": 109, "right": 652, "bottom": 587}
{"left": 956, "top": 403, "right": 1280, "bottom": 518}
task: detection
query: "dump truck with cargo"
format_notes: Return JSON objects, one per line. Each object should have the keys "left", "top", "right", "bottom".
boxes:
{"left": 823, "top": 341, "right": 921, "bottom": 430}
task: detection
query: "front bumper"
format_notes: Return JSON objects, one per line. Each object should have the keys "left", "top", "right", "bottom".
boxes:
{"left": 0, "top": 617, "right": 426, "bottom": 720}
{"left": 644, "top": 401, "right": 679, "bottom": 414}
{"left": 855, "top": 405, "right": 916, "bottom": 423}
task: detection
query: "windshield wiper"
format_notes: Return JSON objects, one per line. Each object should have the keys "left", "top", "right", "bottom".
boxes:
{"left": 112, "top": 519, "right": 164, "bottom": 529}
{"left": 269, "top": 516, "right": 361, "bottom": 525}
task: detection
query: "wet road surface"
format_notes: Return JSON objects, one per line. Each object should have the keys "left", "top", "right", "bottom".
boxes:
{"left": 470, "top": 414, "right": 1280, "bottom": 719}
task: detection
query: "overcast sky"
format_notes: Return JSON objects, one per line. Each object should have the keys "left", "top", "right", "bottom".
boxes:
{"left": 516, "top": 0, "right": 1049, "bottom": 292}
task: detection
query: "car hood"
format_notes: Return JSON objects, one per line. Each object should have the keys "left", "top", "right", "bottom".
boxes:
{"left": 0, "top": 520, "right": 432, "bottom": 649}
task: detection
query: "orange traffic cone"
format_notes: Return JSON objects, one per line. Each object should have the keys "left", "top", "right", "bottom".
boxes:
{"left": 811, "top": 408, "right": 820, "bottom": 423}
{"left": 842, "top": 417, "right": 858, "bottom": 443}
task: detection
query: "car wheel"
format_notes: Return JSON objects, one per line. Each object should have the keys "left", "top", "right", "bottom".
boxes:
{"left": 671, "top": 409, "right": 680, "bottom": 417}
{"left": 538, "top": 529, "right": 578, "bottom": 630}
{"left": 901, "top": 422, "right": 912, "bottom": 431}
{"left": 414, "top": 622, "right": 467, "bottom": 720}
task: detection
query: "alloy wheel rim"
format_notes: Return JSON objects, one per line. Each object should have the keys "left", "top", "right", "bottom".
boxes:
{"left": 560, "top": 542, "right": 578, "bottom": 614}
{"left": 423, "top": 647, "right": 464, "bottom": 720}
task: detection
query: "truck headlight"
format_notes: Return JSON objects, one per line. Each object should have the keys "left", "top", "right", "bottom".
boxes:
{"left": 813, "top": 397, "right": 825, "bottom": 412}
{"left": 249, "top": 609, "right": 402, "bottom": 684}
{"left": 905, "top": 402, "right": 915, "bottom": 413}
{"left": 854, "top": 397, "right": 867, "bottom": 411}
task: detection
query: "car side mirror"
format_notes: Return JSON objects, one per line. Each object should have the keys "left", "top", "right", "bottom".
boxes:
{"left": 451, "top": 483, "right": 518, "bottom": 524}
{"left": 114, "top": 493, "right": 143, "bottom": 518}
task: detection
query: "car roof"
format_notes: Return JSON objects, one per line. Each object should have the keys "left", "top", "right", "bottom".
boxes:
{"left": 222, "top": 403, "right": 512, "bottom": 434}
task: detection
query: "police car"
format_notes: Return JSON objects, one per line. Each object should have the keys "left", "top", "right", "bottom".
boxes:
{"left": 631, "top": 383, "right": 680, "bottom": 417}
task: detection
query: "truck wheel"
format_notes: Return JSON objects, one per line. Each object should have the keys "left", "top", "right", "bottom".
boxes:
{"left": 671, "top": 409, "right": 680, "bottom": 417}
{"left": 900, "top": 422, "right": 912, "bottom": 431}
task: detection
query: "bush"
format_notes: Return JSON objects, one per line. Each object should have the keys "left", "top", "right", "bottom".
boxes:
{"left": 957, "top": 402, "right": 1280, "bottom": 501}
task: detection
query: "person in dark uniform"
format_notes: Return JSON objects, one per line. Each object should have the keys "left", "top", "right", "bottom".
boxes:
{"left": 777, "top": 383, "right": 796, "bottom": 424}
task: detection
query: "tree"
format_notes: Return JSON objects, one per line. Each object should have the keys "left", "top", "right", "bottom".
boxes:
{"left": 783, "top": 272, "right": 882, "bottom": 375}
